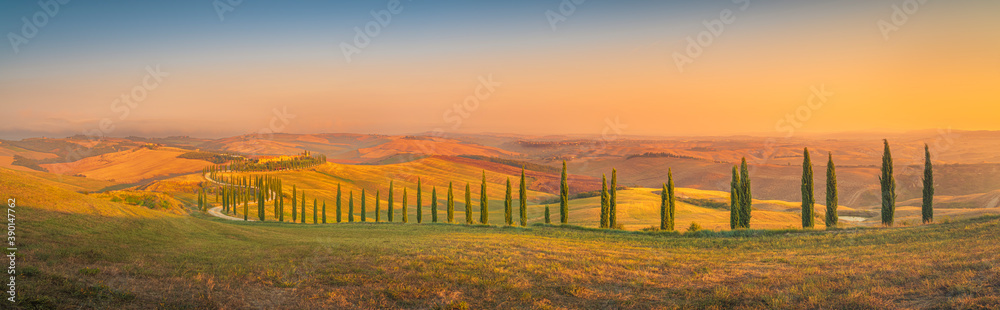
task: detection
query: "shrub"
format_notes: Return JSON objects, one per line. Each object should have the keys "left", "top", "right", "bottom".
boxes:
{"left": 687, "top": 222, "right": 702, "bottom": 233}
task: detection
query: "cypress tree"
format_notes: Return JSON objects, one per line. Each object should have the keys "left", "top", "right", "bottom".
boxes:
{"left": 417, "top": 178, "right": 423, "bottom": 224}
{"left": 880, "top": 139, "right": 896, "bottom": 226}
{"left": 337, "top": 183, "right": 342, "bottom": 223}
{"left": 447, "top": 182, "right": 455, "bottom": 224}
{"left": 801, "top": 148, "right": 815, "bottom": 229}
{"left": 402, "top": 187, "right": 409, "bottom": 223}
{"left": 738, "top": 158, "right": 752, "bottom": 229}
{"left": 730, "top": 166, "right": 740, "bottom": 229}
{"left": 222, "top": 187, "right": 227, "bottom": 213}
{"left": 292, "top": 184, "right": 297, "bottom": 223}
{"left": 560, "top": 161, "right": 568, "bottom": 224}
{"left": 465, "top": 183, "right": 473, "bottom": 224}
{"left": 279, "top": 187, "right": 284, "bottom": 222}
{"left": 668, "top": 169, "right": 676, "bottom": 231}
{"left": 322, "top": 200, "right": 327, "bottom": 224}
{"left": 375, "top": 190, "right": 381, "bottom": 222}
{"left": 660, "top": 183, "right": 667, "bottom": 230}
{"left": 600, "top": 174, "right": 609, "bottom": 228}
{"left": 349, "top": 191, "right": 355, "bottom": 223}
{"left": 480, "top": 171, "right": 489, "bottom": 225}
{"left": 610, "top": 169, "right": 618, "bottom": 228}
{"left": 545, "top": 205, "right": 551, "bottom": 224}
{"left": 273, "top": 185, "right": 279, "bottom": 221}
{"left": 361, "top": 189, "right": 367, "bottom": 222}
{"left": 388, "top": 181, "right": 394, "bottom": 222}
{"left": 300, "top": 190, "right": 306, "bottom": 223}
{"left": 922, "top": 144, "right": 934, "bottom": 224}
{"left": 519, "top": 168, "right": 527, "bottom": 227}
{"left": 826, "top": 152, "right": 838, "bottom": 228}
{"left": 243, "top": 191, "right": 248, "bottom": 221}
{"left": 504, "top": 178, "right": 512, "bottom": 225}
{"left": 431, "top": 187, "right": 438, "bottom": 223}
{"left": 313, "top": 198, "right": 317, "bottom": 224}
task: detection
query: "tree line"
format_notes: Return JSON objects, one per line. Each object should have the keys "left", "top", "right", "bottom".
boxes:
{"left": 201, "top": 139, "right": 936, "bottom": 230}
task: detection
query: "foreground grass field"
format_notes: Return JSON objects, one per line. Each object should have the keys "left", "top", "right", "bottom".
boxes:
{"left": 16, "top": 205, "right": 1000, "bottom": 309}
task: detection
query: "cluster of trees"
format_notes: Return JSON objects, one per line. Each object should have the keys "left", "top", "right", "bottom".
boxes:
{"left": 202, "top": 140, "right": 937, "bottom": 230}
{"left": 203, "top": 151, "right": 327, "bottom": 175}
{"left": 791, "top": 140, "right": 934, "bottom": 229}
{"left": 217, "top": 174, "right": 282, "bottom": 222}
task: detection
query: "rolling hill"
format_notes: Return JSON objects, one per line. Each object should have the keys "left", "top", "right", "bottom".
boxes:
{"left": 40, "top": 146, "right": 213, "bottom": 183}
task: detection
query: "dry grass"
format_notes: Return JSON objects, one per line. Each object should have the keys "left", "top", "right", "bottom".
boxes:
{"left": 39, "top": 147, "right": 212, "bottom": 183}
{"left": 15, "top": 205, "right": 1000, "bottom": 309}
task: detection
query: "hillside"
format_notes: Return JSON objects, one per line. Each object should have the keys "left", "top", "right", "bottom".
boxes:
{"left": 16, "top": 204, "right": 1000, "bottom": 309}
{"left": 0, "top": 167, "right": 181, "bottom": 217}
{"left": 39, "top": 147, "right": 213, "bottom": 183}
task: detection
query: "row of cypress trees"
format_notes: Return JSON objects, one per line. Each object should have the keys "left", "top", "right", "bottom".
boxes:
{"left": 208, "top": 140, "right": 935, "bottom": 230}
{"left": 795, "top": 140, "right": 934, "bottom": 229}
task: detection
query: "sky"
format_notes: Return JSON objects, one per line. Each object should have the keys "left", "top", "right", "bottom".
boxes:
{"left": 0, "top": 0, "right": 998, "bottom": 140}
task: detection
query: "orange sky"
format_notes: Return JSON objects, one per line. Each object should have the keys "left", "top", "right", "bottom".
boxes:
{"left": 1, "top": 1, "right": 998, "bottom": 139}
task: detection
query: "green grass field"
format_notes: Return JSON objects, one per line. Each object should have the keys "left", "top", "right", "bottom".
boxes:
{"left": 15, "top": 204, "right": 1000, "bottom": 309}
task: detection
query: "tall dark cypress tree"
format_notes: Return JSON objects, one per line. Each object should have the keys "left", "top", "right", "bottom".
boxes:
{"left": 738, "top": 158, "right": 752, "bottom": 229}
{"left": 431, "top": 187, "right": 438, "bottom": 223}
{"left": 388, "top": 181, "right": 394, "bottom": 222}
{"left": 417, "top": 178, "right": 423, "bottom": 224}
{"left": 279, "top": 187, "right": 284, "bottom": 222}
{"left": 337, "top": 183, "right": 342, "bottom": 223}
{"left": 544, "top": 205, "right": 551, "bottom": 224}
{"left": 274, "top": 185, "right": 279, "bottom": 222}
{"left": 349, "top": 191, "right": 355, "bottom": 223}
{"left": 610, "top": 169, "right": 618, "bottom": 228}
{"left": 801, "top": 148, "right": 815, "bottom": 229}
{"left": 361, "top": 189, "right": 367, "bottom": 222}
{"left": 667, "top": 169, "right": 676, "bottom": 231}
{"left": 243, "top": 190, "right": 249, "bottom": 221}
{"left": 292, "top": 184, "right": 297, "bottom": 223}
{"left": 322, "top": 200, "right": 327, "bottom": 224}
{"left": 922, "top": 144, "right": 934, "bottom": 224}
{"left": 300, "top": 190, "right": 306, "bottom": 224}
{"left": 600, "top": 174, "right": 609, "bottom": 228}
{"left": 313, "top": 198, "right": 317, "bottom": 224}
{"left": 660, "top": 183, "right": 668, "bottom": 230}
{"left": 504, "top": 178, "right": 513, "bottom": 225}
{"left": 447, "top": 182, "right": 455, "bottom": 224}
{"left": 519, "top": 168, "right": 527, "bottom": 227}
{"left": 730, "top": 166, "right": 740, "bottom": 229}
{"left": 480, "top": 171, "right": 489, "bottom": 225}
{"left": 375, "top": 190, "right": 381, "bottom": 223}
{"left": 826, "top": 152, "right": 838, "bottom": 228}
{"left": 402, "top": 187, "right": 409, "bottom": 223}
{"left": 560, "top": 161, "right": 568, "bottom": 224}
{"left": 465, "top": 183, "right": 473, "bottom": 224}
{"left": 880, "top": 139, "right": 896, "bottom": 226}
